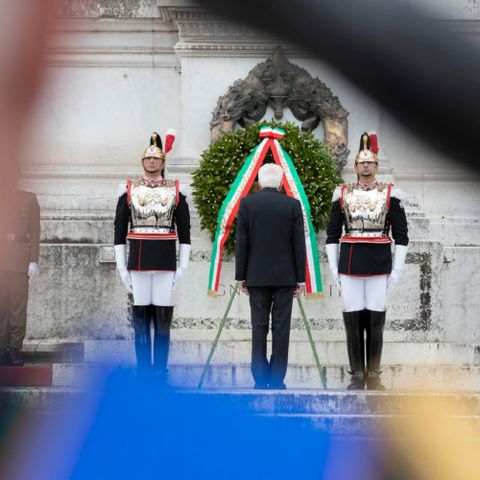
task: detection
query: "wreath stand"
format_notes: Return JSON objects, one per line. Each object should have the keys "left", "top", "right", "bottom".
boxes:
{"left": 197, "top": 284, "right": 327, "bottom": 389}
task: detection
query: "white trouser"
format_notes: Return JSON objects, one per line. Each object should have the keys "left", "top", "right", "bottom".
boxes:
{"left": 131, "top": 271, "right": 175, "bottom": 306}
{"left": 340, "top": 275, "right": 388, "bottom": 312}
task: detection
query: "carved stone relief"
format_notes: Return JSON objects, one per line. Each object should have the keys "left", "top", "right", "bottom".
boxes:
{"left": 211, "top": 47, "right": 350, "bottom": 172}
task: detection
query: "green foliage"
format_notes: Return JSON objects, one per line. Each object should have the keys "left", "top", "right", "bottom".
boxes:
{"left": 192, "top": 121, "right": 341, "bottom": 253}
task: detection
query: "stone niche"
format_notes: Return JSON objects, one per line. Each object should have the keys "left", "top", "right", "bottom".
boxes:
{"left": 210, "top": 47, "right": 350, "bottom": 173}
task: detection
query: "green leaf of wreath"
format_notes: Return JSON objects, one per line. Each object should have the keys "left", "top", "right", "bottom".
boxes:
{"left": 192, "top": 121, "right": 342, "bottom": 254}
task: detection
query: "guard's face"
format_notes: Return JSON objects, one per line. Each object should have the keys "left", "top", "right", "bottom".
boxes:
{"left": 355, "top": 159, "right": 377, "bottom": 178}
{"left": 142, "top": 156, "right": 164, "bottom": 175}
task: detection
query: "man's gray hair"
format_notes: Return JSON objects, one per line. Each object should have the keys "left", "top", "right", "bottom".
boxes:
{"left": 258, "top": 163, "right": 284, "bottom": 189}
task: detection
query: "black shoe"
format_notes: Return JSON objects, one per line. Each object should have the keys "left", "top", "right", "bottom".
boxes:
{"left": 347, "top": 371, "right": 365, "bottom": 390}
{"left": 254, "top": 383, "right": 269, "bottom": 390}
{"left": 153, "top": 369, "right": 169, "bottom": 386}
{"left": 0, "top": 347, "right": 11, "bottom": 366}
{"left": 269, "top": 382, "right": 286, "bottom": 390}
{"left": 366, "top": 371, "right": 385, "bottom": 391}
{"left": 9, "top": 348, "right": 24, "bottom": 367}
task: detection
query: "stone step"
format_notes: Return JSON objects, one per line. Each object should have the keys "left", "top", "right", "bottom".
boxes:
{"left": 83, "top": 339, "right": 480, "bottom": 366}
{"left": 53, "top": 363, "right": 480, "bottom": 392}
{"left": 188, "top": 390, "right": 480, "bottom": 416}
{"left": 258, "top": 413, "right": 480, "bottom": 436}
{"left": 2, "top": 386, "right": 480, "bottom": 438}
{"left": 0, "top": 366, "right": 53, "bottom": 387}
{"left": 21, "top": 341, "right": 85, "bottom": 364}
{"left": 0, "top": 387, "right": 84, "bottom": 410}
{"left": 0, "top": 342, "right": 84, "bottom": 387}
{"left": 3, "top": 371, "right": 480, "bottom": 440}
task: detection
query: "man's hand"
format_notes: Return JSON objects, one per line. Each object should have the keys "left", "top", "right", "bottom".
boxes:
{"left": 387, "top": 269, "right": 400, "bottom": 294}
{"left": 118, "top": 268, "right": 132, "bottom": 293}
{"left": 239, "top": 281, "right": 249, "bottom": 295}
{"left": 28, "top": 262, "right": 38, "bottom": 283}
{"left": 293, "top": 283, "right": 305, "bottom": 298}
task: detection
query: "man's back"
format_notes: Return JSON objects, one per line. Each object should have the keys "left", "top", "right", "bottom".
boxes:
{"left": 235, "top": 187, "right": 306, "bottom": 287}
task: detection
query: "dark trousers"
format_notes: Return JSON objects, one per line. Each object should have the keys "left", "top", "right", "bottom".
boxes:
{"left": 0, "top": 272, "right": 28, "bottom": 350}
{"left": 248, "top": 286, "right": 295, "bottom": 386}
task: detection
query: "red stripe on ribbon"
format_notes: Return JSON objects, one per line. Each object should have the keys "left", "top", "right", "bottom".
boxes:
{"left": 213, "top": 139, "right": 273, "bottom": 291}
{"left": 270, "top": 141, "right": 312, "bottom": 293}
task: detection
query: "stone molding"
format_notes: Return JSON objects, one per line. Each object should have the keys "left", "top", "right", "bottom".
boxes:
{"left": 55, "top": 0, "right": 480, "bottom": 22}
{"left": 47, "top": 18, "right": 178, "bottom": 67}
{"left": 50, "top": 4, "right": 480, "bottom": 65}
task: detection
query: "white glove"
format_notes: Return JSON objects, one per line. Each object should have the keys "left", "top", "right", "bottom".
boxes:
{"left": 114, "top": 244, "right": 132, "bottom": 293}
{"left": 330, "top": 267, "right": 342, "bottom": 290}
{"left": 387, "top": 245, "right": 408, "bottom": 294}
{"left": 174, "top": 267, "right": 185, "bottom": 286}
{"left": 174, "top": 244, "right": 191, "bottom": 286}
{"left": 28, "top": 262, "right": 38, "bottom": 283}
{"left": 326, "top": 243, "right": 341, "bottom": 290}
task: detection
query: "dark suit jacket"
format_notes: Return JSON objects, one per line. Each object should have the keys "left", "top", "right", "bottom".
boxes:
{"left": 235, "top": 188, "right": 306, "bottom": 287}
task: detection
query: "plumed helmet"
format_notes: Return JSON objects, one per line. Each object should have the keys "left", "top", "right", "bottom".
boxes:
{"left": 141, "top": 145, "right": 165, "bottom": 161}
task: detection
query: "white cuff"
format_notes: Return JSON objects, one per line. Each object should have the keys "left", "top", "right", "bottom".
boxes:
{"left": 325, "top": 243, "right": 339, "bottom": 271}
{"left": 114, "top": 244, "right": 127, "bottom": 270}
{"left": 178, "top": 243, "right": 191, "bottom": 270}
{"left": 393, "top": 244, "right": 408, "bottom": 272}
{"left": 28, "top": 262, "right": 38, "bottom": 278}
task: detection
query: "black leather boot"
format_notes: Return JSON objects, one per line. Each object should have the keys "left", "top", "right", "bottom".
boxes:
{"left": 9, "top": 347, "right": 24, "bottom": 366}
{"left": 153, "top": 306, "right": 173, "bottom": 382}
{"left": 343, "top": 311, "right": 366, "bottom": 390}
{"left": 365, "top": 310, "right": 386, "bottom": 390}
{"left": 0, "top": 346, "right": 11, "bottom": 365}
{"left": 132, "top": 305, "right": 152, "bottom": 374}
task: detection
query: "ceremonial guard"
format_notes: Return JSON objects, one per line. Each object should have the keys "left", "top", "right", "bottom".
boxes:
{"left": 1, "top": 182, "right": 40, "bottom": 366}
{"left": 326, "top": 132, "right": 409, "bottom": 390}
{"left": 114, "top": 131, "right": 191, "bottom": 379}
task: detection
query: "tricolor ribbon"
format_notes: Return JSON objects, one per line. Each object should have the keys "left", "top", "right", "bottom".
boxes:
{"left": 207, "top": 126, "right": 323, "bottom": 297}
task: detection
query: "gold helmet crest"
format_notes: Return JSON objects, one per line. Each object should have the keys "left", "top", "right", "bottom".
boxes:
{"left": 141, "top": 145, "right": 165, "bottom": 161}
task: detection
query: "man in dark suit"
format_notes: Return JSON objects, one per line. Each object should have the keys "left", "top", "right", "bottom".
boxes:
{"left": 0, "top": 185, "right": 40, "bottom": 366}
{"left": 235, "top": 163, "right": 306, "bottom": 390}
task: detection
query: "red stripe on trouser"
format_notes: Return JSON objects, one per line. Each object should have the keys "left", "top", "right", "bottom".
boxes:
{"left": 347, "top": 243, "right": 353, "bottom": 274}
{"left": 138, "top": 240, "right": 142, "bottom": 270}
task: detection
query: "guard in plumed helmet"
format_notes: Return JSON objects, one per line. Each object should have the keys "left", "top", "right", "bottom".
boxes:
{"left": 114, "top": 130, "right": 191, "bottom": 381}
{"left": 325, "top": 132, "right": 409, "bottom": 390}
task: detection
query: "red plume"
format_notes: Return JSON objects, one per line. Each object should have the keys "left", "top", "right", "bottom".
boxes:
{"left": 165, "top": 129, "right": 176, "bottom": 154}
{"left": 369, "top": 131, "right": 379, "bottom": 155}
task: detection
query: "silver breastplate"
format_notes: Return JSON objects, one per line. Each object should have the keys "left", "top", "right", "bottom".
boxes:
{"left": 129, "top": 179, "right": 177, "bottom": 234}
{"left": 342, "top": 183, "right": 389, "bottom": 237}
